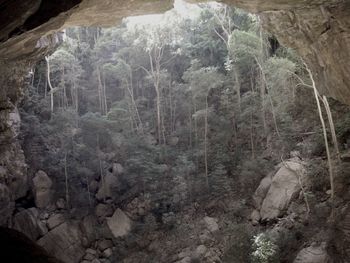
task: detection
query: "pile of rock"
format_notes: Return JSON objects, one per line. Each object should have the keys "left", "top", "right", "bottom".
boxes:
{"left": 81, "top": 239, "right": 115, "bottom": 263}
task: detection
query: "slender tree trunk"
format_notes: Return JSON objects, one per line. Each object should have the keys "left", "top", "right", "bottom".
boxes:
{"left": 308, "top": 66, "right": 334, "bottom": 218}
{"left": 189, "top": 102, "right": 192, "bottom": 150}
{"left": 97, "top": 67, "right": 103, "bottom": 114}
{"left": 194, "top": 101, "right": 199, "bottom": 171}
{"left": 204, "top": 95, "right": 209, "bottom": 189}
{"left": 45, "top": 56, "right": 54, "bottom": 114}
{"left": 36, "top": 73, "right": 41, "bottom": 95}
{"left": 322, "top": 96, "right": 340, "bottom": 161}
{"left": 233, "top": 65, "right": 241, "bottom": 112}
{"left": 250, "top": 112, "right": 255, "bottom": 159}
{"left": 156, "top": 87, "right": 162, "bottom": 144}
{"left": 64, "top": 152, "right": 70, "bottom": 209}
{"left": 102, "top": 74, "right": 108, "bottom": 114}
{"left": 126, "top": 72, "right": 143, "bottom": 133}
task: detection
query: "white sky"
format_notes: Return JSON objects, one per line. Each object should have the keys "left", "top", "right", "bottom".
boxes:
{"left": 126, "top": 0, "right": 220, "bottom": 26}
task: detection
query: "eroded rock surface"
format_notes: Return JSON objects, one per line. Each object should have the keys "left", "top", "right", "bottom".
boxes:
{"left": 32, "top": 170, "right": 53, "bottom": 209}
{"left": 260, "top": 161, "right": 303, "bottom": 220}
{"left": 107, "top": 209, "right": 132, "bottom": 238}
{"left": 293, "top": 243, "right": 331, "bottom": 263}
{"left": 37, "top": 222, "right": 85, "bottom": 263}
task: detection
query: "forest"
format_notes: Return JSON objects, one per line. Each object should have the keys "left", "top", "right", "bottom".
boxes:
{"left": 18, "top": 2, "right": 350, "bottom": 262}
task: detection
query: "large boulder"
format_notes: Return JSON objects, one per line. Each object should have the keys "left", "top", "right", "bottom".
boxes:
{"left": 47, "top": 213, "right": 65, "bottom": 230}
{"left": 252, "top": 173, "right": 273, "bottom": 209}
{"left": 96, "top": 173, "right": 119, "bottom": 201}
{"left": 106, "top": 209, "right": 132, "bottom": 238}
{"left": 293, "top": 243, "right": 331, "bottom": 263}
{"left": 32, "top": 170, "right": 52, "bottom": 209}
{"left": 260, "top": 161, "right": 304, "bottom": 220}
{"left": 37, "top": 222, "right": 85, "bottom": 263}
{"left": 13, "top": 208, "right": 47, "bottom": 240}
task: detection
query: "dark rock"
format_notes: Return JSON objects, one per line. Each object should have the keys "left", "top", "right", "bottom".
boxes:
{"left": 13, "top": 208, "right": 47, "bottom": 240}
{"left": 37, "top": 222, "right": 85, "bottom": 263}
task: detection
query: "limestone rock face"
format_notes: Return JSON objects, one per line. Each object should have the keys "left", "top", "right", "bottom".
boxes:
{"left": 107, "top": 209, "right": 132, "bottom": 238}
{"left": 37, "top": 222, "right": 85, "bottom": 263}
{"left": 260, "top": 161, "right": 303, "bottom": 220}
{"left": 293, "top": 243, "right": 331, "bottom": 263}
{"left": 261, "top": 2, "right": 350, "bottom": 104}
{"left": 32, "top": 170, "right": 53, "bottom": 209}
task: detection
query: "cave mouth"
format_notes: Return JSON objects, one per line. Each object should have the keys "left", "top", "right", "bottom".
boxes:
{"left": 2, "top": 0, "right": 350, "bottom": 263}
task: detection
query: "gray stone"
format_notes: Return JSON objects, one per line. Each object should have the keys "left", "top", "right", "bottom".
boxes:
{"left": 260, "top": 161, "right": 304, "bottom": 220}
{"left": 81, "top": 215, "right": 98, "bottom": 243}
{"left": 252, "top": 173, "right": 272, "bottom": 209}
{"left": 203, "top": 216, "right": 219, "bottom": 233}
{"left": 112, "top": 163, "right": 124, "bottom": 175}
{"left": 98, "top": 239, "right": 113, "bottom": 251}
{"left": 86, "top": 248, "right": 98, "bottom": 255}
{"left": 102, "top": 248, "right": 113, "bottom": 258}
{"left": 250, "top": 209, "right": 261, "bottom": 225}
{"left": 13, "top": 207, "right": 47, "bottom": 240}
{"left": 106, "top": 209, "right": 132, "bottom": 238}
{"left": 84, "top": 253, "right": 96, "bottom": 261}
{"left": 37, "top": 222, "right": 85, "bottom": 263}
{"left": 32, "top": 170, "right": 52, "bottom": 209}
{"left": 195, "top": 245, "right": 207, "bottom": 257}
{"left": 56, "top": 198, "right": 66, "bottom": 209}
{"left": 293, "top": 243, "right": 331, "bottom": 263}
{"left": 95, "top": 203, "right": 113, "bottom": 219}
{"left": 47, "top": 213, "right": 65, "bottom": 230}
{"left": 96, "top": 173, "right": 119, "bottom": 201}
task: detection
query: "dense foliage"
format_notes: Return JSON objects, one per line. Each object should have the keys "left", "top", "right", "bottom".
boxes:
{"left": 22, "top": 3, "right": 319, "bottom": 220}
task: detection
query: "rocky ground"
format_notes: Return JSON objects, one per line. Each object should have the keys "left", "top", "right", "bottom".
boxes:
{"left": 6, "top": 147, "right": 350, "bottom": 262}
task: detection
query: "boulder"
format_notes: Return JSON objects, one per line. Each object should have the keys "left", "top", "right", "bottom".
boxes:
{"left": 13, "top": 208, "right": 47, "bottom": 240}
{"left": 81, "top": 215, "right": 98, "bottom": 244}
{"left": 112, "top": 163, "right": 124, "bottom": 175}
{"left": 56, "top": 198, "right": 66, "bottom": 210}
{"left": 95, "top": 203, "right": 113, "bottom": 219}
{"left": 47, "top": 213, "right": 65, "bottom": 230}
{"left": 252, "top": 173, "right": 273, "bottom": 209}
{"left": 98, "top": 239, "right": 113, "bottom": 251}
{"left": 260, "top": 161, "right": 303, "bottom": 220}
{"left": 37, "top": 222, "right": 85, "bottom": 263}
{"left": 293, "top": 243, "right": 331, "bottom": 263}
{"left": 203, "top": 216, "right": 219, "bottom": 233}
{"left": 195, "top": 245, "right": 207, "bottom": 257}
{"left": 96, "top": 173, "right": 119, "bottom": 201}
{"left": 89, "top": 180, "right": 99, "bottom": 193}
{"left": 250, "top": 209, "right": 261, "bottom": 225}
{"left": 106, "top": 209, "right": 132, "bottom": 238}
{"left": 102, "top": 248, "right": 113, "bottom": 258}
{"left": 32, "top": 170, "right": 52, "bottom": 209}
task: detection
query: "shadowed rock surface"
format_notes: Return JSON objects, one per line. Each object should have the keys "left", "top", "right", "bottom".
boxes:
{"left": 0, "top": 226, "right": 63, "bottom": 263}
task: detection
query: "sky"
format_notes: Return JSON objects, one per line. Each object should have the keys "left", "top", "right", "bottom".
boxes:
{"left": 126, "top": 0, "right": 220, "bottom": 26}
